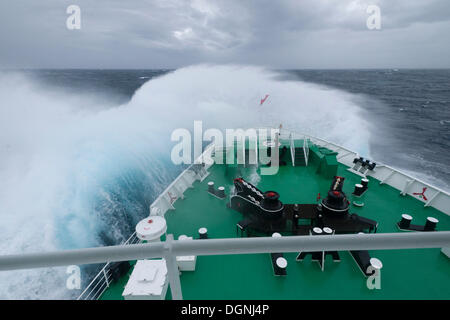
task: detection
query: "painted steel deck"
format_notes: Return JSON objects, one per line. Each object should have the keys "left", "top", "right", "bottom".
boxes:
{"left": 100, "top": 156, "right": 450, "bottom": 300}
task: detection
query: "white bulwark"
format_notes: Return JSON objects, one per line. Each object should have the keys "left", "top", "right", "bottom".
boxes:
{"left": 122, "top": 259, "right": 168, "bottom": 300}
{"left": 292, "top": 130, "right": 450, "bottom": 216}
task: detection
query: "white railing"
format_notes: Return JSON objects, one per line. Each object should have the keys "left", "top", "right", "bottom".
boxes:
{"left": 303, "top": 137, "right": 309, "bottom": 166}
{"left": 2, "top": 232, "right": 450, "bottom": 301}
{"left": 149, "top": 142, "right": 215, "bottom": 217}
{"left": 77, "top": 266, "right": 113, "bottom": 300}
{"left": 156, "top": 126, "right": 450, "bottom": 216}
{"left": 77, "top": 231, "right": 140, "bottom": 300}
{"left": 286, "top": 128, "right": 450, "bottom": 215}
{"left": 289, "top": 133, "right": 295, "bottom": 166}
{"left": 77, "top": 143, "right": 215, "bottom": 300}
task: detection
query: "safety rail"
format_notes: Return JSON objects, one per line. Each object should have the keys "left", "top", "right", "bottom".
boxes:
{"left": 77, "top": 143, "right": 215, "bottom": 300}
{"left": 149, "top": 142, "right": 215, "bottom": 217}
{"left": 77, "top": 267, "right": 113, "bottom": 300}
{"left": 289, "top": 133, "right": 295, "bottom": 166}
{"left": 1, "top": 232, "right": 449, "bottom": 300}
{"left": 281, "top": 127, "right": 450, "bottom": 215}
{"left": 303, "top": 137, "right": 309, "bottom": 166}
{"left": 77, "top": 231, "right": 140, "bottom": 300}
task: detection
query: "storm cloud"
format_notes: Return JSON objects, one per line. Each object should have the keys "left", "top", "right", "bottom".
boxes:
{"left": 0, "top": 0, "right": 449, "bottom": 68}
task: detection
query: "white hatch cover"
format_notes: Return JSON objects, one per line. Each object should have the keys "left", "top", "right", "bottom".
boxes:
{"left": 122, "top": 259, "right": 168, "bottom": 300}
{"left": 136, "top": 216, "right": 167, "bottom": 241}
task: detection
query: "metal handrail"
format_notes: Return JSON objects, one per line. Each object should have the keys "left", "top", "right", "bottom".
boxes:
{"left": 1, "top": 232, "right": 448, "bottom": 271}
{"left": 77, "top": 144, "right": 216, "bottom": 300}
{"left": 84, "top": 270, "right": 110, "bottom": 300}
{"left": 288, "top": 128, "right": 450, "bottom": 197}
{"left": 303, "top": 137, "right": 309, "bottom": 166}
{"left": 150, "top": 142, "right": 215, "bottom": 208}
{"left": 77, "top": 231, "right": 140, "bottom": 300}
{"left": 1, "top": 232, "right": 449, "bottom": 300}
{"left": 270, "top": 126, "right": 450, "bottom": 214}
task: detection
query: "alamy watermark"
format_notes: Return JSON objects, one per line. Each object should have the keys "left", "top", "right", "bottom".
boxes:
{"left": 65, "top": 4, "right": 380, "bottom": 31}
{"left": 366, "top": 266, "right": 381, "bottom": 290}
{"left": 171, "top": 121, "right": 281, "bottom": 175}
{"left": 66, "top": 265, "right": 81, "bottom": 290}
{"left": 66, "top": 5, "right": 81, "bottom": 30}
{"left": 366, "top": 5, "right": 381, "bottom": 30}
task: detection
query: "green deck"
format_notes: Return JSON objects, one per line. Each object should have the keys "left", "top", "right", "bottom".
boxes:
{"left": 100, "top": 146, "right": 450, "bottom": 300}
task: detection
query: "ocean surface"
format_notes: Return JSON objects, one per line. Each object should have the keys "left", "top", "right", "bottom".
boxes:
{"left": 0, "top": 66, "right": 448, "bottom": 299}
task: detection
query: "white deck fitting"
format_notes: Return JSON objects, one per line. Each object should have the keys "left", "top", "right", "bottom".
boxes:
{"left": 136, "top": 216, "right": 167, "bottom": 242}
{"left": 370, "top": 258, "right": 383, "bottom": 270}
{"left": 276, "top": 257, "right": 287, "bottom": 268}
{"left": 176, "top": 235, "right": 197, "bottom": 271}
{"left": 122, "top": 259, "right": 168, "bottom": 300}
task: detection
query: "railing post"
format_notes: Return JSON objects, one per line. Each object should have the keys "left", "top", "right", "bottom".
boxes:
{"left": 290, "top": 133, "right": 295, "bottom": 166}
{"left": 102, "top": 266, "right": 109, "bottom": 288}
{"left": 303, "top": 136, "right": 308, "bottom": 166}
{"left": 164, "top": 234, "right": 183, "bottom": 300}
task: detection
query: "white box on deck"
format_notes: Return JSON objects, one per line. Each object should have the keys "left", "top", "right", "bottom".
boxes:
{"left": 122, "top": 259, "right": 168, "bottom": 300}
{"left": 176, "top": 235, "right": 197, "bottom": 271}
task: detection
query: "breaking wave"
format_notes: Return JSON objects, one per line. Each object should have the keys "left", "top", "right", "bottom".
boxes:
{"left": 0, "top": 65, "right": 372, "bottom": 299}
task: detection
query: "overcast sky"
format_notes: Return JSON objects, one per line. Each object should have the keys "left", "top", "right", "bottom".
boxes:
{"left": 1, "top": 0, "right": 449, "bottom": 69}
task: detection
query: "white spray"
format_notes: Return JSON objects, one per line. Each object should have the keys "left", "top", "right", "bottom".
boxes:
{"left": 0, "top": 65, "right": 371, "bottom": 298}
